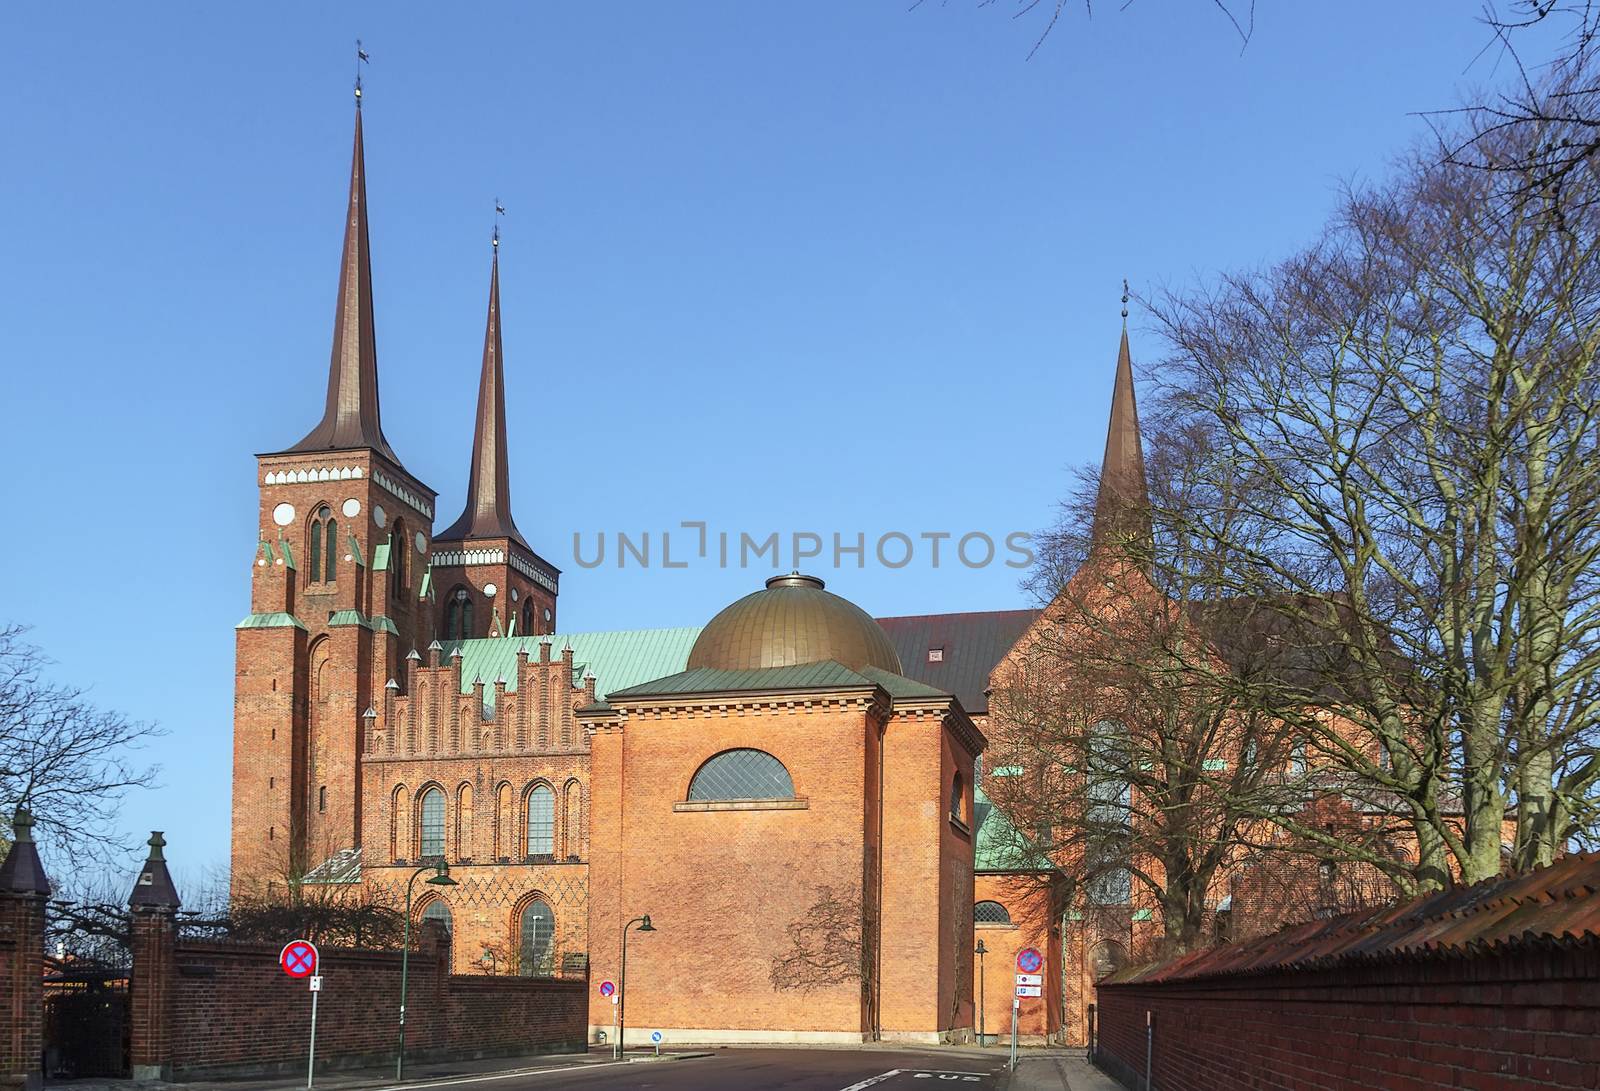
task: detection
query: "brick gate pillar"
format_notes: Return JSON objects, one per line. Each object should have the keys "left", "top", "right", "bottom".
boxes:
{"left": 127, "top": 832, "right": 182, "bottom": 1081}
{"left": 0, "top": 807, "right": 51, "bottom": 1091}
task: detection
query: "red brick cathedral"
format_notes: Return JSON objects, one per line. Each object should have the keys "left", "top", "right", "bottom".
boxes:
{"left": 230, "top": 106, "right": 1148, "bottom": 1046}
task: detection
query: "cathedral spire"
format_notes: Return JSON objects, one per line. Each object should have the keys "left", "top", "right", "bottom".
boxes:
{"left": 1090, "top": 315, "right": 1152, "bottom": 557}
{"left": 288, "top": 106, "right": 402, "bottom": 465}
{"left": 437, "top": 238, "right": 527, "bottom": 548}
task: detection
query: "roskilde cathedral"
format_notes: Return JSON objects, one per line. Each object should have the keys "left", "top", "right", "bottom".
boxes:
{"left": 230, "top": 103, "right": 1154, "bottom": 1046}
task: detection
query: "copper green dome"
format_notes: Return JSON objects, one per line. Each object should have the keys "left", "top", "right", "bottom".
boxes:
{"left": 687, "top": 573, "right": 904, "bottom": 675}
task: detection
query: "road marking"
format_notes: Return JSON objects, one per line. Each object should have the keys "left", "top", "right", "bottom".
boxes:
{"left": 363, "top": 1061, "right": 638, "bottom": 1091}
{"left": 838, "top": 1072, "right": 903, "bottom": 1091}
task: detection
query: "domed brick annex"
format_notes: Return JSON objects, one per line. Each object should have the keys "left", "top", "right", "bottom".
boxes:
{"left": 230, "top": 105, "right": 1149, "bottom": 1046}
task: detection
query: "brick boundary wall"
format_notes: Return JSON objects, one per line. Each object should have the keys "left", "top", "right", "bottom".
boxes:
{"left": 137, "top": 919, "right": 585, "bottom": 1080}
{"left": 1094, "top": 944, "right": 1600, "bottom": 1091}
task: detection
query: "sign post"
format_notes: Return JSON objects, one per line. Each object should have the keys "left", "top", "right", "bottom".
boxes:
{"left": 1010, "top": 948, "right": 1041, "bottom": 1071}
{"left": 1010, "top": 998, "right": 1019, "bottom": 1071}
{"left": 280, "top": 940, "right": 321, "bottom": 1090}
{"left": 307, "top": 976, "right": 323, "bottom": 1089}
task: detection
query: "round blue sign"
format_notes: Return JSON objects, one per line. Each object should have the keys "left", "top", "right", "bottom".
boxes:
{"left": 650, "top": 1031, "right": 663, "bottom": 1043}
{"left": 1017, "top": 947, "right": 1043, "bottom": 974}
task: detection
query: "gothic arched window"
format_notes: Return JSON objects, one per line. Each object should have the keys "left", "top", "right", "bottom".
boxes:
{"left": 526, "top": 785, "right": 555, "bottom": 856}
{"left": 950, "top": 771, "right": 967, "bottom": 823}
{"left": 419, "top": 787, "right": 446, "bottom": 859}
{"left": 687, "top": 749, "right": 795, "bottom": 801}
{"left": 522, "top": 599, "right": 535, "bottom": 637}
{"left": 445, "top": 587, "right": 474, "bottom": 641}
{"left": 1086, "top": 721, "right": 1132, "bottom": 906}
{"left": 518, "top": 900, "right": 555, "bottom": 976}
{"left": 421, "top": 898, "right": 452, "bottom": 933}
{"left": 308, "top": 506, "right": 332, "bottom": 582}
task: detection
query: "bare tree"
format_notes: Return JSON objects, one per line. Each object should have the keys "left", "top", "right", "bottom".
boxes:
{"left": 0, "top": 624, "right": 160, "bottom": 862}
{"left": 1148, "top": 109, "right": 1600, "bottom": 886}
{"left": 912, "top": 1, "right": 1256, "bottom": 59}
{"left": 993, "top": 408, "right": 1417, "bottom": 954}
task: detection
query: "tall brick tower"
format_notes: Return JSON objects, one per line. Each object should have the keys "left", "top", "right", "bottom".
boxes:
{"left": 431, "top": 237, "right": 559, "bottom": 642}
{"left": 231, "top": 101, "right": 438, "bottom": 891}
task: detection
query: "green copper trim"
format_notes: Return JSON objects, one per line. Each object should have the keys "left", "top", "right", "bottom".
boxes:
{"left": 418, "top": 564, "right": 433, "bottom": 600}
{"left": 346, "top": 533, "right": 366, "bottom": 568}
{"left": 236, "top": 612, "right": 307, "bottom": 631}
{"left": 328, "top": 609, "right": 371, "bottom": 629}
{"left": 278, "top": 536, "right": 296, "bottom": 570}
{"left": 371, "top": 615, "right": 400, "bottom": 637}
{"left": 372, "top": 542, "right": 391, "bottom": 572}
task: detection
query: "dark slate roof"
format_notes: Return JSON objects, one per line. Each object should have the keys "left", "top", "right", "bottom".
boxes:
{"left": 1106, "top": 851, "right": 1600, "bottom": 986}
{"left": 876, "top": 610, "right": 1040, "bottom": 715}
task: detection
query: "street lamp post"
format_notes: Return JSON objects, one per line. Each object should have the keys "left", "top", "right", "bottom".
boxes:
{"left": 397, "top": 861, "right": 457, "bottom": 1081}
{"left": 614, "top": 915, "right": 655, "bottom": 1060}
{"left": 975, "top": 939, "right": 988, "bottom": 1046}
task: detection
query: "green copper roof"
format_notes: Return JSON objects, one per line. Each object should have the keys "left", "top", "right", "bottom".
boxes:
{"left": 444, "top": 627, "right": 703, "bottom": 705}
{"left": 328, "top": 609, "right": 369, "bottom": 629}
{"left": 372, "top": 542, "right": 391, "bottom": 572}
{"left": 859, "top": 665, "right": 951, "bottom": 701}
{"left": 609, "top": 659, "right": 877, "bottom": 699}
{"left": 236, "top": 612, "right": 308, "bottom": 632}
{"left": 974, "top": 786, "right": 1050, "bottom": 873}
{"left": 444, "top": 625, "right": 956, "bottom": 710}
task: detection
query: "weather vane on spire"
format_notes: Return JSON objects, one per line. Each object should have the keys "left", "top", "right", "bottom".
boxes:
{"left": 354, "top": 40, "right": 370, "bottom": 106}
{"left": 493, "top": 199, "right": 506, "bottom": 248}
{"left": 1121, "top": 278, "right": 1130, "bottom": 321}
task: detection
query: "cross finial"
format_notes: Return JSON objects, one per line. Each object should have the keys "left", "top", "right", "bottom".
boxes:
{"left": 1121, "top": 278, "right": 1130, "bottom": 322}
{"left": 493, "top": 198, "right": 506, "bottom": 249}
{"left": 355, "top": 39, "right": 370, "bottom": 106}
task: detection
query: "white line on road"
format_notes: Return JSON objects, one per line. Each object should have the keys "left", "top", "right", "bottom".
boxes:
{"left": 362, "top": 1060, "right": 638, "bottom": 1091}
{"left": 838, "top": 1071, "right": 903, "bottom": 1091}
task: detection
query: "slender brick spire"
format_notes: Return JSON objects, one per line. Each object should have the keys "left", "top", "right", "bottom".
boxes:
{"left": 288, "top": 107, "right": 402, "bottom": 465}
{"left": 1091, "top": 325, "right": 1152, "bottom": 555}
{"left": 437, "top": 243, "right": 527, "bottom": 548}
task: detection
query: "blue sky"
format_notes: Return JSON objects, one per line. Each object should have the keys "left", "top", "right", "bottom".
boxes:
{"left": 0, "top": 3, "right": 1557, "bottom": 876}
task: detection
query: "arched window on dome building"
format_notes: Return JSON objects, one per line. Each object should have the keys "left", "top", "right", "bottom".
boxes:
{"left": 687, "top": 749, "right": 795, "bottom": 801}
{"left": 950, "top": 771, "right": 967, "bottom": 823}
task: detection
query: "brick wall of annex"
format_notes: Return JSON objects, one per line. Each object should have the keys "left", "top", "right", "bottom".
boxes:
{"left": 587, "top": 698, "right": 877, "bottom": 1042}
{"left": 1094, "top": 946, "right": 1600, "bottom": 1091}
{"left": 161, "top": 925, "right": 584, "bottom": 1079}
{"left": 973, "top": 873, "right": 1060, "bottom": 1043}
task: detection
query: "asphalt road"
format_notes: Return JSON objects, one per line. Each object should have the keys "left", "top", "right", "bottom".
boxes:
{"left": 385, "top": 1049, "right": 1007, "bottom": 1091}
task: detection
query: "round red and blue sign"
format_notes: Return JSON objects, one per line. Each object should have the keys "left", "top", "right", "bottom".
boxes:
{"left": 1016, "top": 947, "right": 1043, "bottom": 974}
{"left": 280, "top": 939, "right": 319, "bottom": 978}
{"left": 598, "top": 980, "right": 616, "bottom": 998}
